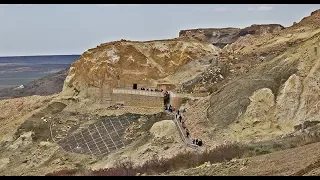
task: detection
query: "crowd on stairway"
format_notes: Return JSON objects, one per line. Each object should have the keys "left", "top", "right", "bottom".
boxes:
{"left": 165, "top": 104, "right": 203, "bottom": 147}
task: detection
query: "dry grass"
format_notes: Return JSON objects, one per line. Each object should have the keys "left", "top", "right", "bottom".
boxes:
{"left": 46, "top": 143, "right": 247, "bottom": 176}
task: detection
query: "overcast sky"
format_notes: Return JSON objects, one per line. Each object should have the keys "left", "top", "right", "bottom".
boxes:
{"left": 0, "top": 4, "right": 320, "bottom": 56}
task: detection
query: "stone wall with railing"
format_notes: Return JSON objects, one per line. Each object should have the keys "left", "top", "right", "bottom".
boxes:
{"left": 111, "top": 88, "right": 164, "bottom": 107}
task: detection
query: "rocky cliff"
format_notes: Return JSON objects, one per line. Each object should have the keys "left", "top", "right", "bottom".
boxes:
{"left": 179, "top": 24, "right": 285, "bottom": 48}
{"left": 61, "top": 39, "right": 221, "bottom": 101}
{"left": 1, "top": 8, "right": 320, "bottom": 177}
{"left": 205, "top": 9, "right": 320, "bottom": 143}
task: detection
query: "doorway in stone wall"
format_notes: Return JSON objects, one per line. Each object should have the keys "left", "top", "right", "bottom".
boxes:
{"left": 133, "top": 84, "right": 137, "bottom": 89}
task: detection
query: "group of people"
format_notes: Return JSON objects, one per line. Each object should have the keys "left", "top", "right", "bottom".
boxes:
{"left": 192, "top": 138, "right": 203, "bottom": 146}
{"left": 166, "top": 104, "right": 203, "bottom": 147}
{"left": 140, "top": 87, "right": 163, "bottom": 92}
{"left": 166, "top": 104, "right": 176, "bottom": 112}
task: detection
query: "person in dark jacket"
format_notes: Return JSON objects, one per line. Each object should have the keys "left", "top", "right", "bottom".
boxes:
{"left": 195, "top": 139, "right": 198, "bottom": 145}
{"left": 186, "top": 128, "right": 190, "bottom": 138}
{"left": 192, "top": 138, "right": 195, "bottom": 144}
{"left": 198, "top": 139, "right": 203, "bottom": 146}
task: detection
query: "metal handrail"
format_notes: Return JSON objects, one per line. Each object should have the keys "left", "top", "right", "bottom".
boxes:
{"left": 112, "top": 88, "right": 164, "bottom": 97}
{"left": 169, "top": 111, "right": 203, "bottom": 152}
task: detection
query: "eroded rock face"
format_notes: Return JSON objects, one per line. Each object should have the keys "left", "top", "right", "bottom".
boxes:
{"left": 275, "top": 74, "right": 302, "bottom": 122}
{"left": 62, "top": 39, "right": 221, "bottom": 101}
{"left": 179, "top": 28, "right": 241, "bottom": 48}
{"left": 207, "top": 10, "right": 320, "bottom": 143}
{"left": 294, "top": 49, "right": 320, "bottom": 123}
{"left": 241, "top": 88, "right": 275, "bottom": 126}
{"left": 179, "top": 24, "right": 285, "bottom": 48}
{"left": 150, "top": 120, "right": 177, "bottom": 146}
{"left": 227, "top": 52, "right": 320, "bottom": 141}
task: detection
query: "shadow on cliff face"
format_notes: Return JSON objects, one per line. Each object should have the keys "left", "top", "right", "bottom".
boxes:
{"left": 207, "top": 54, "right": 299, "bottom": 129}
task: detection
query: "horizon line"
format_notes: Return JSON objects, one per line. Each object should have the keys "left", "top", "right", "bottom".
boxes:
{"left": 0, "top": 54, "right": 81, "bottom": 58}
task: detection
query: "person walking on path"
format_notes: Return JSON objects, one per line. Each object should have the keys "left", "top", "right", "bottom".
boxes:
{"left": 182, "top": 121, "right": 186, "bottom": 129}
{"left": 186, "top": 128, "right": 190, "bottom": 138}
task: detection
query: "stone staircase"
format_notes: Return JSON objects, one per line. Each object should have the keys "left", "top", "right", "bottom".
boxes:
{"left": 167, "top": 110, "right": 203, "bottom": 152}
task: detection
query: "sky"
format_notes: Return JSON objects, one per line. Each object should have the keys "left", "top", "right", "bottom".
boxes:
{"left": 1, "top": 4, "right": 320, "bottom": 56}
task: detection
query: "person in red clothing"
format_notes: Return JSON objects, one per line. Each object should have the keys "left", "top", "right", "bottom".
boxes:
{"left": 182, "top": 121, "right": 186, "bottom": 129}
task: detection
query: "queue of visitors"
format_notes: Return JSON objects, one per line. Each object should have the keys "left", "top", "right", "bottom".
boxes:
{"left": 140, "top": 87, "right": 163, "bottom": 92}
{"left": 166, "top": 103, "right": 203, "bottom": 147}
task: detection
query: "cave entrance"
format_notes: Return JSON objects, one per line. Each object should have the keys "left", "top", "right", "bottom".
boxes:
{"left": 133, "top": 84, "right": 137, "bottom": 89}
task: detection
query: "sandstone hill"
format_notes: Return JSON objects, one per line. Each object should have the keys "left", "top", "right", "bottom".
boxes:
{"left": 61, "top": 39, "right": 221, "bottom": 102}
{"left": 183, "top": 9, "right": 320, "bottom": 147}
{"left": 179, "top": 24, "right": 285, "bottom": 48}
{"left": 0, "top": 8, "right": 320, "bottom": 176}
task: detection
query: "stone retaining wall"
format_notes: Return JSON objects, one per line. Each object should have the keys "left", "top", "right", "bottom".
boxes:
{"left": 111, "top": 93, "right": 164, "bottom": 107}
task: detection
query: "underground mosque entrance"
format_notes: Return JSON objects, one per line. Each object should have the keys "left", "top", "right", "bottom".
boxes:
{"left": 132, "top": 83, "right": 137, "bottom": 89}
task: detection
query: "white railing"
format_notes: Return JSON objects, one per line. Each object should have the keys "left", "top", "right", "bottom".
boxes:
{"left": 112, "top": 88, "right": 191, "bottom": 99}
{"left": 168, "top": 111, "right": 203, "bottom": 152}
{"left": 112, "top": 88, "right": 163, "bottom": 97}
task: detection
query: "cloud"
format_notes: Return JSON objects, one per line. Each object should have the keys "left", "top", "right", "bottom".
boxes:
{"left": 248, "top": 5, "right": 273, "bottom": 11}
{"left": 213, "top": 7, "right": 228, "bottom": 12}
{"left": 97, "top": 4, "right": 141, "bottom": 7}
